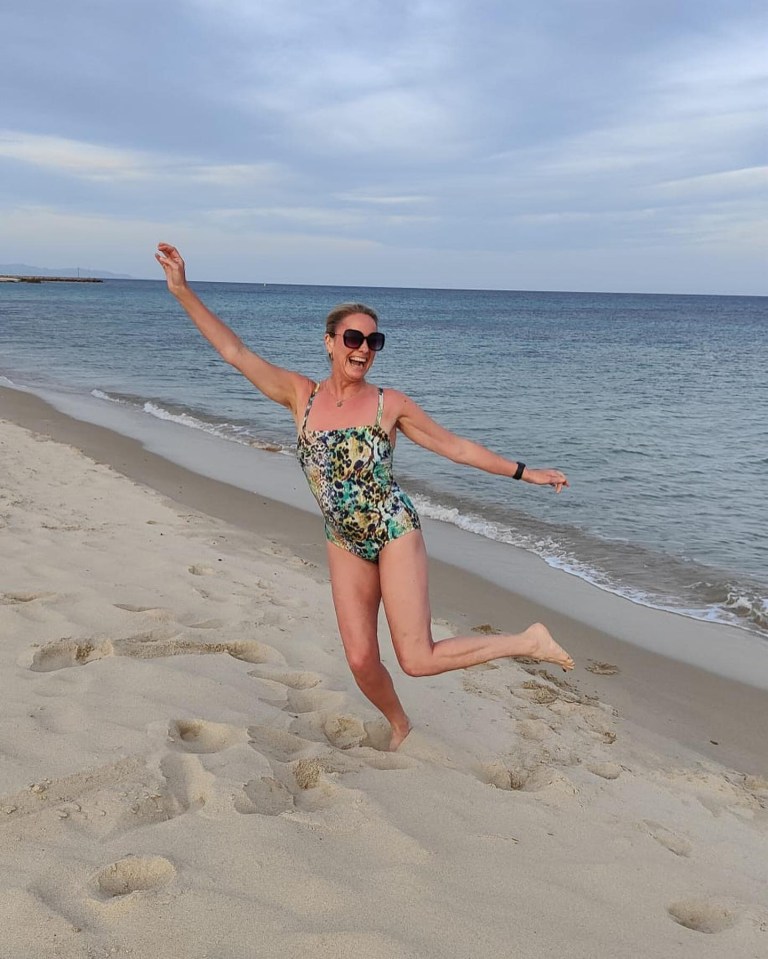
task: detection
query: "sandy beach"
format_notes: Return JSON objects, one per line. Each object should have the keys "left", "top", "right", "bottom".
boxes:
{"left": 1, "top": 387, "right": 767, "bottom": 959}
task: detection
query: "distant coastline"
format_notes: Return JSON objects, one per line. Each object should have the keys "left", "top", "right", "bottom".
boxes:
{"left": 0, "top": 263, "right": 132, "bottom": 280}
{"left": 0, "top": 275, "right": 103, "bottom": 284}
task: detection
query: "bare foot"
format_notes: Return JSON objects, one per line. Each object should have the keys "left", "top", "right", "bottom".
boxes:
{"left": 389, "top": 720, "right": 413, "bottom": 751}
{"left": 520, "top": 623, "right": 574, "bottom": 671}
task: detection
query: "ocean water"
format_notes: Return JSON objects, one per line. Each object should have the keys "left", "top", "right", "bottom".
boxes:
{"left": 1, "top": 278, "right": 766, "bottom": 638}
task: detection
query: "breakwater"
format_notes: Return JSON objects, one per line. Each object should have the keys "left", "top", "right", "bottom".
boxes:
{"left": 0, "top": 275, "right": 103, "bottom": 283}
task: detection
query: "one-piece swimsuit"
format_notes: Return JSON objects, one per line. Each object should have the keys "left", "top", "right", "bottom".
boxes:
{"left": 296, "top": 384, "right": 421, "bottom": 562}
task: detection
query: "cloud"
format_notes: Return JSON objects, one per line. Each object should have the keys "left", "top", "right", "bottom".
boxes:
{"left": 335, "top": 194, "right": 432, "bottom": 206}
{"left": 0, "top": 132, "right": 154, "bottom": 181}
{"left": 656, "top": 166, "right": 768, "bottom": 199}
{"left": 0, "top": 1, "right": 764, "bottom": 293}
{"left": 294, "top": 90, "right": 461, "bottom": 158}
{"left": 0, "top": 131, "right": 282, "bottom": 187}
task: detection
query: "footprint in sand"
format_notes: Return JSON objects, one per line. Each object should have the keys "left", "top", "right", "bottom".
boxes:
{"left": 523, "top": 667, "right": 580, "bottom": 693}
{"left": 234, "top": 776, "right": 295, "bottom": 816}
{"left": 30, "top": 637, "right": 114, "bottom": 672}
{"left": 667, "top": 899, "right": 738, "bottom": 934}
{"left": 223, "top": 639, "right": 286, "bottom": 665}
{"left": 478, "top": 759, "right": 574, "bottom": 794}
{"left": 169, "top": 718, "right": 246, "bottom": 754}
{"left": 188, "top": 564, "right": 214, "bottom": 576}
{"left": 743, "top": 774, "right": 768, "bottom": 809}
{"left": 1, "top": 591, "right": 54, "bottom": 605}
{"left": 159, "top": 753, "right": 213, "bottom": 812}
{"left": 284, "top": 712, "right": 414, "bottom": 766}
{"left": 95, "top": 855, "right": 176, "bottom": 898}
{"left": 321, "top": 713, "right": 369, "bottom": 750}
{"left": 283, "top": 686, "right": 346, "bottom": 716}
{"left": 516, "top": 718, "right": 552, "bottom": 742}
{"left": 246, "top": 727, "right": 373, "bottom": 815}
{"left": 643, "top": 820, "right": 693, "bottom": 857}
{"left": 30, "top": 632, "right": 286, "bottom": 670}
{"left": 247, "top": 724, "right": 316, "bottom": 763}
{"left": 248, "top": 665, "right": 323, "bottom": 690}
{"left": 585, "top": 661, "right": 620, "bottom": 676}
{"left": 113, "top": 603, "right": 174, "bottom": 621}
{"left": 519, "top": 680, "right": 560, "bottom": 705}
{"left": 587, "top": 762, "right": 622, "bottom": 781}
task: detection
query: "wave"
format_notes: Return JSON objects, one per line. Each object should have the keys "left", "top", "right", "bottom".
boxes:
{"left": 91, "top": 389, "right": 293, "bottom": 455}
{"left": 90, "top": 388, "right": 768, "bottom": 640}
{"left": 410, "top": 492, "right": 768, "bottom": 639}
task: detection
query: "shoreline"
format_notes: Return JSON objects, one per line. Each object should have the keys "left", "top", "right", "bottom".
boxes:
{"left": 2, "top": 383, "right": 766, "bottom": 776}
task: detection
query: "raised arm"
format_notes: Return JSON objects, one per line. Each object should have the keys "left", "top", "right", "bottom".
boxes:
{"left": 392, "top": 391, "right": 569, "bottom": 492}
{"left": 155, "top": 243, "right": 310, "bottom": 413}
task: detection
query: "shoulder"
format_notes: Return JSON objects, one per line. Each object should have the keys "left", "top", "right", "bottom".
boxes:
{"left": 383, "top": 390, "right": 430, "bottom": 427}
{"left": 381, "top": 388, "right": 412, "bottom": 417}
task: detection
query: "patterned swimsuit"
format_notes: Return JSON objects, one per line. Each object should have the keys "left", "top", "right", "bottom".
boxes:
{"left": 296, "top": 385, "right": 421, "bottom": 562}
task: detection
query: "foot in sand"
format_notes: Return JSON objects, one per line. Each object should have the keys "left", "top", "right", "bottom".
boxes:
{"left": 519, "top": 623, "right": 574, "bottom": 671}
{"left": 389, "top": 720, "right": 413, "bottom": 751}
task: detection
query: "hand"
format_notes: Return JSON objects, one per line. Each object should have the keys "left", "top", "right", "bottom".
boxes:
{"left": 155, "top": 242, "right": 188, "bottom": 295}
{"left": 524, "top": 468, "right": 569, "bottom": 493}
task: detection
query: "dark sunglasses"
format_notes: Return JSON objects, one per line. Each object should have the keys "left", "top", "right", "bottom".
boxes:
{"left": 334, "top": 329, "right": 386, "bottom": 352}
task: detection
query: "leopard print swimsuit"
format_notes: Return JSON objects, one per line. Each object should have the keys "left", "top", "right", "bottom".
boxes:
{"left": 296, "top": 384, "right": 421, "bottom": 562}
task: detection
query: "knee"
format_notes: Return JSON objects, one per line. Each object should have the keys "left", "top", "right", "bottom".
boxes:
{"left": 346, "top": 648, "right": 382, "bottom": 681}
{"left": 398, "top": 654, "right": 433, "bottom": 678}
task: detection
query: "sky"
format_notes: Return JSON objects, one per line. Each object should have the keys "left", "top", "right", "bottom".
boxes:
{"left": 1, "top": 0, "right": 765, "bottom": 293}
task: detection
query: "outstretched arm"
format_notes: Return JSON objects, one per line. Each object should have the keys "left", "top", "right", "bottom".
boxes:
{"left": 393, "top": 392, "right": 568, "bottom": 492}
{"left": 155, "top": 243, "right": 310, "bottom": 412}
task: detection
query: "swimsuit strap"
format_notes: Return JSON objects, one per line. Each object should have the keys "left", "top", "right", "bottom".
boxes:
{"left": 300, "top": 383, "right": 320, "bottom": 436}
{"left": 375, "top": 387, "right": 384, "bottom": 428}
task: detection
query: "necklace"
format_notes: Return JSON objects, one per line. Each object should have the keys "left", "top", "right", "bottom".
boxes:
{"left": 326, "top": 381, "right": 362, "bottom": 407}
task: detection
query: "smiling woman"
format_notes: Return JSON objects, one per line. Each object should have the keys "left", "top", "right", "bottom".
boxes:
{"left": 156, "top": 241, "right": 573, "bottom": 749}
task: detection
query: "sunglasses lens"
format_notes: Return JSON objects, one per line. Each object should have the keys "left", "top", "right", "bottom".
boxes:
{"left": 341, "top": 329, "right": 385, "bottom": 351}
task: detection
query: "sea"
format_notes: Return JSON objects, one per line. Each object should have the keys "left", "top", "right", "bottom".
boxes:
{"left": 1, "top": 279, "right": 766, "bottom": 641}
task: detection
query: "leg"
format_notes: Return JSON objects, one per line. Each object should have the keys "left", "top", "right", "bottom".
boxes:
{"left": 326, "top": 542, "right": 412, "bottom": 750}
{"left": 379, "top": 531, "right": 574, "bottom": 677}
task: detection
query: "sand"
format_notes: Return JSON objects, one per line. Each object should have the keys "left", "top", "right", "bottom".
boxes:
{"left": 1, "top": 391, "right": 767, "bottom": 958}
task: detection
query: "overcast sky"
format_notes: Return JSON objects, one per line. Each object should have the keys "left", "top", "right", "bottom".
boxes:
{"left": 1, "top": 0, "right": 765, "bottom": 292}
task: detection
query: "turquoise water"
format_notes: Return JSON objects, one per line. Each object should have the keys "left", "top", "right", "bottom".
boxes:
{"left": 1, "top": 279, "right": 766, "bottom": 636}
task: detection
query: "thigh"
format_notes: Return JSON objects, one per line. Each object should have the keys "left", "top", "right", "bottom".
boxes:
{"left": 326, "top": 542, "right": 383, "bottom": 662}
{"left": 378, "top": 530, "right": 433, "bottom": 662}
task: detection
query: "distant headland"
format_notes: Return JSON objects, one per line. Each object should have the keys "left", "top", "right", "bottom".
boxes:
{"left": 0, "top": 263, "right": 133, "bottom": 283}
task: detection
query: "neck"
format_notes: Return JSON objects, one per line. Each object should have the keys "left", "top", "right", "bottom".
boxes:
{"left": 325, "top": 377, "right": 366, "bottom": 401}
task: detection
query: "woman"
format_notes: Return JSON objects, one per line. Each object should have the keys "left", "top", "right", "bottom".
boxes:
{"left": 156, "top": 243, "right": 573, "bottom": 750}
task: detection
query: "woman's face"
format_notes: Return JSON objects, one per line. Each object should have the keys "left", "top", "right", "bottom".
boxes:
{"left": 326, "top": 313, "right": 379, "bottom": 380}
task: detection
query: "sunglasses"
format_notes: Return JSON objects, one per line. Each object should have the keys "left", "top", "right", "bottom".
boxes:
{"left": 334, "top": 329, "right": 386, "bottom": 352}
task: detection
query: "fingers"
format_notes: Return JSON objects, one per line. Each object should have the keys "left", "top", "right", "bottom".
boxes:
{"left": 156, "top": 242, "right": 183, "bottom": 264}
{"left": 536, "top": 469, "right": 568, "bottom": 492}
